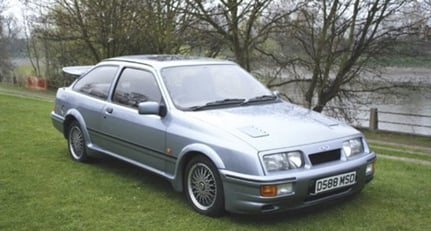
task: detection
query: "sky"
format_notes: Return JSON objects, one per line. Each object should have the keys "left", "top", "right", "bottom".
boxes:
{"left": 2, "top": 0, "right": 27, "bottom": 37}
{"left": 3, "top": 0, "right": 24, "bottom": 25}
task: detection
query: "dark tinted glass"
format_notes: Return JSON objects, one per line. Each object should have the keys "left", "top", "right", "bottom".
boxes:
{"left": 73, "top": 66, "right": 118, "bottom": 99}
{"left": 113, "top": 68, "right": 162, "bottom": 107}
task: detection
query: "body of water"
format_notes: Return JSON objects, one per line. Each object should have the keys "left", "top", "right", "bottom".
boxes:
{"left": 354, "top": 86, "right": 431, "bottom": 136}
{"left": 275, "top": 67, "right": 431, "bottom": 136}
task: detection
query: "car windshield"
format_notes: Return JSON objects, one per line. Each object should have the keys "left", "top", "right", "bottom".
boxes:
{"left": 161, "top": 64, "right": 274, "bottom": 110}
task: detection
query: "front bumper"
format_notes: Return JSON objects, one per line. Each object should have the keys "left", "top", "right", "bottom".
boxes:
{"left": 220, "top": 152, "right": 376, "bottom": 214}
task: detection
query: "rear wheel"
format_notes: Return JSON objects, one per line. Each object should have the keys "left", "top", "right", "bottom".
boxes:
{"left": 67, "top": 121, "right": 88, "bottom": 162}
{"left": 185, "top": 156, "right": 224, "bottom": 216}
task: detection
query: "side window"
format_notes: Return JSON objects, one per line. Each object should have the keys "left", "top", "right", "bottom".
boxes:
{"left": 73, "top": 66, "right": 118, "bottom": 99}
{"left": 113, "top": 68, "right": 162, "bottom": 108}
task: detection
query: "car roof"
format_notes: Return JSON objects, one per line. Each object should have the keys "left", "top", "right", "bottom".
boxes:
{"left": 103, "top": 54, "right": 235, "bottom": 68}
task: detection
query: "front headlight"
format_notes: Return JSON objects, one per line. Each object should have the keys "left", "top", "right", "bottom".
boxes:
{"left": 342, "top": 138, "right": 364, "bottom": 157}
{"left": 263, "top": 151, "right": 304, "bottom": 172}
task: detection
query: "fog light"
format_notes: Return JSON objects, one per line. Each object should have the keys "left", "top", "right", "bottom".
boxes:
{"left": 366, "top": 161, "right": 376, "bottom": 175}
{"left": 277, "top": 183, "right": 293, "bottom": 195}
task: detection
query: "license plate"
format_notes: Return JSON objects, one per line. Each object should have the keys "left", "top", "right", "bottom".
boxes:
{"left": 315, "top": 171, "right": 356, "bottom": 194}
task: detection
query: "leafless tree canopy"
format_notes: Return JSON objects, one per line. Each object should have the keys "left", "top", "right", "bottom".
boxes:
{"left": 16, "top": 0, "right": 429, "bottom": 115}
{"left": 32, "top": 0, "right": 190, "bottom": 62}
{"left": 260, "top": 0, "right": 414, "bottom": 112}
{"left": 182, "top": 0, "right": 301, "bottom": 71}
{"left": 0, "top": 0, "right": 15, "bottom": 82}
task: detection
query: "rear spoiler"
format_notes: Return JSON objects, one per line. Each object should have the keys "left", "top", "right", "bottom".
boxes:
{"left": 62, "top": 65, "right": 94, "bottom": 77}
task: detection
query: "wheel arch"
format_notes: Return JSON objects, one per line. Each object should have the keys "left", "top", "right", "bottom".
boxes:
{"left": 63, "top": 109, "right": 91, "bottom": 146}
{"left": 171, "top": 143, "right": 226, "bottom": 192}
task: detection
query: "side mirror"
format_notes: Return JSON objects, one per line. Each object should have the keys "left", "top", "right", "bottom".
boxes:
{"left": 138, "top": 102, "right": 166, "bottom": 116}
{"left": 273, "top": 90, "right": 280, "bottom": 97}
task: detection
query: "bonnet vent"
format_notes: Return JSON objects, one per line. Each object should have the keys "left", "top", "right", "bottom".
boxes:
{"left": 238, "top": 126, "right": 269, "bottom": 138}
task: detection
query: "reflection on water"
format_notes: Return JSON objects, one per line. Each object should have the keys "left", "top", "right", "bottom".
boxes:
{"left": 277, "top": 82, "right": 431, "bottom": 136}
{"left": 355, "top": 87, "right": 431, "bottom": 136}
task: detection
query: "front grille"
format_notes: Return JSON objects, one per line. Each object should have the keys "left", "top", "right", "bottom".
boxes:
{"left": 309, "top": 149, "right": 341, "bottom": 165}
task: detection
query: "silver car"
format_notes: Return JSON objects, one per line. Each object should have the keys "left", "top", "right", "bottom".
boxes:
{"left": 51, "top": 55, "right": 376, "bottom": 216}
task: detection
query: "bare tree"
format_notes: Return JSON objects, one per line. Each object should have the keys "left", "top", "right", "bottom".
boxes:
{"left": 424, "top": 0, "right": 431, "bottom": 11}
{"left": 22, "top": 7, "right": 43, "bottom": 77}
{"left": 263, "top": 0, "right": 411, "bottom": 113}
{"left": 420, "top": 0, "right": 431, "bottom": 40}
{"left": 37, "top": 0, "right": 151, "bottom": 62}
{"left": 24, "top": 0, "right": 194, "bottom": 63}
{"left": 141, "top": 0, "right": 195, "bottom": 54}
{"left": 0, "top": 0, "right": 14, "bottom": 82}
{"left": 184, "top": 0, "right": 300, "bottom": 71}
{"left": 0, "top": 1, "right": 5, "bottom": 81}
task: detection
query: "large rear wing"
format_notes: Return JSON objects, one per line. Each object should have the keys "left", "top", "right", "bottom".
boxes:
{"left": 62, "top": 65, "right": 94, "bottom": 77}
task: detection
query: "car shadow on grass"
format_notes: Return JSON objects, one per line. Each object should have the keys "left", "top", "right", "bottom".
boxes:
{"left": 226, "top": 193, "right": 363, "bottom": 224}
{"left": 85, "top": 153, "right": 175, "bottom": 191}
{"left": 81, "top": 153, "right": 189, "bottom": 206}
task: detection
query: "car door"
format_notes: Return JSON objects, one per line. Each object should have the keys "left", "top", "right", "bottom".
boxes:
{"left": 98, "top": 67, "right": 167, "bottom": 172}
{"left": 71, "top": 65, "right": 119, "bottom": 144}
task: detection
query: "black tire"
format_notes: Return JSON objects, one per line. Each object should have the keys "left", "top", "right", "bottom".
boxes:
{"left": 184, "top": 155, "right": 225, "bottom": 217}
{"left": 67, "top": 120, "right": 88, "bottom": 162}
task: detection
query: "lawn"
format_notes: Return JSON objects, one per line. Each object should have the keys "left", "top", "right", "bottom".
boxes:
{"left": 1, "top": 93, "right": 430, "bottom": 231}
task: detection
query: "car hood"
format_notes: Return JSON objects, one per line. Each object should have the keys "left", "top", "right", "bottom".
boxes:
{"left": 186, "top": 102, "right": 360, "bottom": 152}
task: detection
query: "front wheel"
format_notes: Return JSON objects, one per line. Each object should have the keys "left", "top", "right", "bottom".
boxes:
{"left": 67, "top": 121, "right": 88, "bottom": 162}
{"left": 185, "top": 156, "right": 225, "bottom": 217}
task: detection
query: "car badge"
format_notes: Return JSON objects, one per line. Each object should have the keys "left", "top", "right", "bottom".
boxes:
{"left": 319, "top": 145, "right": 330, "bottom": 151}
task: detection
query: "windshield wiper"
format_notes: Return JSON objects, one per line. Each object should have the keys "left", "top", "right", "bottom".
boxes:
{"left": 189, "top": 98, "right": 246, "bottom": 111}
{"left": 242, "top": 94, "right": 278, "bottom": 105}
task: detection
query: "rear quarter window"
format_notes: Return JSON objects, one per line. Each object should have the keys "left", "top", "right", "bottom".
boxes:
{"left": 73, "top": 65, "right": 118, "bottom": 99}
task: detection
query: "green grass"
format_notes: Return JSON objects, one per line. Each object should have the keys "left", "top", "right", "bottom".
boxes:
{"left": 1, "top": 93, "right": 430, "bottom": 230}
{"left": 0, "top": 83, "right": 56, "bottom": 101}
{"left": 361, "top": 129, "right": 431, "bottom": 162}
{"left": 371, "top": 145, "right": 431, "bottom": 162}
{"left": 362, "top": 129, "right": 431, "bottom": 148}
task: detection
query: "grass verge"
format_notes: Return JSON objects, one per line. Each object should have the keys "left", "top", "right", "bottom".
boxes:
{"left": 361, "top": 129, "right": 431, "bottom": 163}
{"left": 362, "top": 129, "right": 431, "bottom": 148}
{"left": 0, "top": 83, "right": 56, "bottom": 102}
{"left": 0, "top": 93, "right": 430, "bottom": 230}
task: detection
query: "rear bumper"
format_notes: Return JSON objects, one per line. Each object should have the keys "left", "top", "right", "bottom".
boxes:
{"left": 50, "top": 111, "right": 65, "bottom": 134}
{"left": 220, "top": 153, "right": 376, "bottom": 214}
